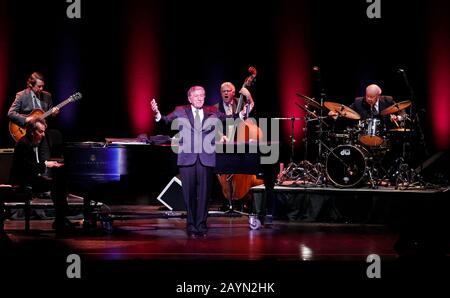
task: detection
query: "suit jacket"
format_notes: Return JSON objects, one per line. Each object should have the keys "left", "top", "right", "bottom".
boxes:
{"left": 350, "top": 95, "right": 394, "bottom": 124}
{"left": 214, "top": 99, "right": 239, "bottom": 136}
{"left": 9, "top": 136, "right": 47, "bottom": 186}
{"left": 161, "top": 105, "right": 227, "bottom": 167}
{"left": 213, "top": 98, "right": 238, "bottom": 115}
{"left": 8, "top": 89, "right": 53, "bottom": 127}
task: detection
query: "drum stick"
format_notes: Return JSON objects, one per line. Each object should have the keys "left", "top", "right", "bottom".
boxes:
{"left": 391, "top": 115, "right": 400, "bottom": 127}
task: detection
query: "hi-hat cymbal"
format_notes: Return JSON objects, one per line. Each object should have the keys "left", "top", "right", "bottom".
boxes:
{"left": 380, "top": 100, "right": 412, "bottom": 115}
{"left": 295, "top": 93, "right": 324, "bottom": 110}
{"left": 389, "top": 128, "right": 412, "bottom": 132}
{"left": 324, "top": 101, "right": 361, "bottom": 120}
{"left": 295, "top": 102, "right": 329, "bottom": 127}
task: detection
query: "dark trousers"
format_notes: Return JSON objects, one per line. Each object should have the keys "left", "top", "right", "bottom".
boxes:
{"left": 33, "top": 167, "right": 68, "bottom": 223}
{"left": 179, "top": 160, "right": 212, "bottom": 234}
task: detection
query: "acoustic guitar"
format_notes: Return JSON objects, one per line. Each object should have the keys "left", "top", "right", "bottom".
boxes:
{"left": 9, "top": 92, "right": 82, "bottom": 142}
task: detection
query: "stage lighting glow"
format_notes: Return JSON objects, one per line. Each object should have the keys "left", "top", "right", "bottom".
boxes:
{"left": 0, "top": 2, "right": 10, "bottom": 116}
{"left": 277, "top": 4, "right": 311, "bottom": 153}
{"left": 125, "top": 4, "right": 160, "bottom": 136}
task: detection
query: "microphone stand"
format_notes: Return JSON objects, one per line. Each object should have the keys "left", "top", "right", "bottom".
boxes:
{"left": 294, "top": 103, "right": 329, "bottom": 185}
{"left": 291, "top": 117, "right": 296, "bottom": 163}
{"left": 393, "top": 69, "right": 426, "bottom": 188}
{"left": 314, "top": 67, "right": 326, "bottom": 165}
{"left": 400, "top": 69, "right": 428, "bottom": 160}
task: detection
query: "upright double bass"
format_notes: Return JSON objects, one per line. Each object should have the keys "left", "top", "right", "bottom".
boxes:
{"left": 218, "top": 67, "right": 263, "bottom": 204}
{"left": 229, "top": 66, "right": 262, "bottom": 142}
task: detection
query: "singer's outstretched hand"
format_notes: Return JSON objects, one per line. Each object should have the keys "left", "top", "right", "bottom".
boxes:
{"left": 150, "top": 98, "right": 159, "bottom": 114}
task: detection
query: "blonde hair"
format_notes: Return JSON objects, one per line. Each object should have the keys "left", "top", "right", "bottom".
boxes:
{"left": 220, "top": 82, "right": 235, "bottom": 92}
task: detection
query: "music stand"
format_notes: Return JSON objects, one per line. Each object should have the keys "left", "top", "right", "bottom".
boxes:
{"left": 214, "top": 143, "right": 263, "bottom": 217}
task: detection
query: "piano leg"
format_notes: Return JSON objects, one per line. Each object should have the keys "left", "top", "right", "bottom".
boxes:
{"left": 82, "top": 191, "right": 96, "bottom": 229}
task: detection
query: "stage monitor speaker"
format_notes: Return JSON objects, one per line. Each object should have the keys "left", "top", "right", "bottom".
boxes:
{"left": 0, "top": 148, "right": 14, "bottom": 184}
{"left": 156, "top": 176, "right": 185, "bottom": 211}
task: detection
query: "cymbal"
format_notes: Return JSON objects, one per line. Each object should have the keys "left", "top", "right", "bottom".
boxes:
{"left": 380, "top": 100, "right": 412, "bottom": 115}
{"left": 294, "top": 103, "right": 329, "bottom": 127}
{"left": 389, "top": 128, "right": 412, "bottom": 132}
{"left": 324, "top": 101, "right": 361, "bottom": 120}
{"left": 295, "top": 93, "right": 324, "bottom": 110}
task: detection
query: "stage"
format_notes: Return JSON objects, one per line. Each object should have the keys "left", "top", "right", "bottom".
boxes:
{"left": 251, "top": 184, "right": 449, "bottom": 224}
{"left": 1, "top": 184, "right": 449, "bottom": 285}
{"left": 1, "top": 0, "right": 450, "bottom": 290}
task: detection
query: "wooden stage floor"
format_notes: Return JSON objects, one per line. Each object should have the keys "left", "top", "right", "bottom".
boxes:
{"left": 2, "top": 204, "right": 449, "bottom": 287}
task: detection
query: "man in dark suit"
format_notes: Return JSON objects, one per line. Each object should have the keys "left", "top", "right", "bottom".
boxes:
{"left": 329, "top": 84, "right": 402, "bottom": 124}
{"left": 8, "top": 72, "right": 60, "bottom": 127}
{"left": 9, "top": 119, "right": 74, "bottom": 232}
{"left": 213, "top": 82, "right": 259, "bottom": 211}
{"left": 329, "top": 84, "right": 405, "bottom": 134}
{"left": 151, "top": 86, "right": 249, "bottom": 237}
{"left": 8, "top": 72, "right": 59, "bottom": 158}
{"left": 214, "top": 82, "right": 254, "bottom": 139}
{"left": 349, "top": 84, "right": 402, "bottom": 126}
{"left": 214, "top": 82, "right": 253, "bottom": 115}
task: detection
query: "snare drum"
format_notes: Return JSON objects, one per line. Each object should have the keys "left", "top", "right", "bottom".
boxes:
{"left": 358, "top": 118, "right": 384, "bottom": 147}
{"left": 326, "top": 128, "right": 357, "bottom": 146}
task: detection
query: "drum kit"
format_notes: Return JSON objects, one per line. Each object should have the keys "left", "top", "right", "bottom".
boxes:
{"left": 278, "top": 95, "right": 416, "bottom": 188}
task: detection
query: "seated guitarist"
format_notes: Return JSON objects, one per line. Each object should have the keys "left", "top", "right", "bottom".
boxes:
{"left": 7, "top": 72, "right": 59, "bottom": 158}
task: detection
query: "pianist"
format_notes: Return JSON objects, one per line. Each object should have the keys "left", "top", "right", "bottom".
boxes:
{"left": 9, "top": 119, "right": 75, "bottom": 232}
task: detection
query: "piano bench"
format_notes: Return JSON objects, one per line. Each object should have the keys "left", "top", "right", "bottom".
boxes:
{"left": 0, "top": 185, "right": 33, "bottom": 232}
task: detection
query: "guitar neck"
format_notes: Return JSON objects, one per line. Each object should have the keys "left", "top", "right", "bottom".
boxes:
{"left": 41, "top": 98, "right": 72, "bottom": 119}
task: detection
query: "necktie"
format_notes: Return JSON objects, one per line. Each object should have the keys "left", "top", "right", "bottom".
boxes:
{"left": 34, "top": 147, "right": 40, "bottom": 163}
{"left": 225, "top": 103, "right": 232, "bottom": 116}
{"left": 194, "top": 109, "right": 201, "bottom": 129}
{"left": 371, "top": 106, "right": 378, "bottom": 116}
{"left": 32, "top": 93, "right": 41, "bottom": 109}
{"left": 194, "top": 109, "right": 202, "bottom": 153}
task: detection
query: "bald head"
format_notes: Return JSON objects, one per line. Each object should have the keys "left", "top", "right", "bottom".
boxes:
{"left": 365, "top": 84, "right": 382, "bottom": 106}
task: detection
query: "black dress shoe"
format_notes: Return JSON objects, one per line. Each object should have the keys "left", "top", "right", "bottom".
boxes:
{"left": 186, "top": 230, "right": 196, "bottom": 238}
{"left": 219, "top": 202, "right": 231, "bottom": 212}
{"left": 195, "top": 232, "right": 207, "bottom": 238}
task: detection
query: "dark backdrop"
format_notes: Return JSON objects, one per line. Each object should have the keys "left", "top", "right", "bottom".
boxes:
{"left": 0, "top": 0, "right": 447, "bottom": 166}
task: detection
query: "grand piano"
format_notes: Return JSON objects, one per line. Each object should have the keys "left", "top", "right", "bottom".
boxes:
{"left": 64, "top": 139, "right": 278, "bottom": 221}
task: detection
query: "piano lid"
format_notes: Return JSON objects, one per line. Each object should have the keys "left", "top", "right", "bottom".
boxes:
{"left": 105, "top": 138, "right": 148, "bottom": 145}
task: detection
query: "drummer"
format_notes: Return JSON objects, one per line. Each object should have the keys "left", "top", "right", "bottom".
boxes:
{"left": 328, "top": 84, "right": 403, "bottom": 127}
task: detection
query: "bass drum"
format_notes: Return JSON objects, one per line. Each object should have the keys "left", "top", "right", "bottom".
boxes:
{"left": 326, "top": 144, "right": 369, "bottom": 188}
